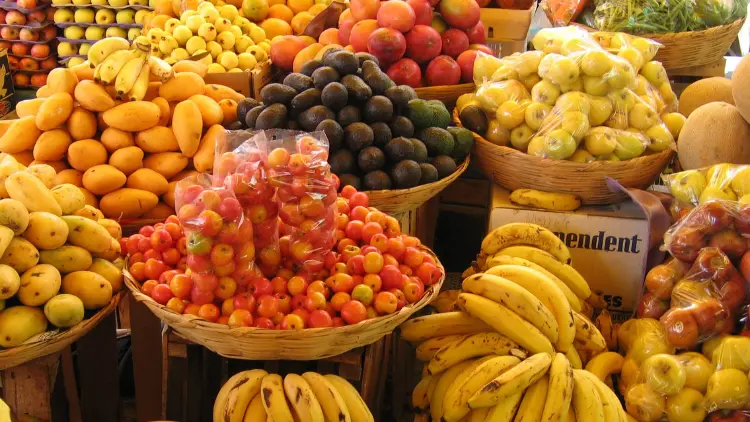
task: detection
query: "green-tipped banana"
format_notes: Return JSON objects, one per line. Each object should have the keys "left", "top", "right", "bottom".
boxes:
{"left": 87, "top": 37, "right": 130, "bottom": 67}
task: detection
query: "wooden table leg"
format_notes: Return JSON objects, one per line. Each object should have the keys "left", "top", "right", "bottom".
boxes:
{"left": 129, "top": 293, "right": 163, "bottom": 422}
{"left": 76, "top": 312, "right": 119, "bottom": 422}
{"left": 2, "top": 354, "right": 59, "bottom": 421}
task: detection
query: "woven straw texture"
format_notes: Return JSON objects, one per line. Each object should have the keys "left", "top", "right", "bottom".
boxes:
{"left": 415, "top": 83, "right": 475, "bottom": 104}
{"left": 453, "top": 108, "right": 673, "bottom": 204}
{"left": 124, "top": 247, "right": 444, "bottom": 360}
{"left": 0, "top": 292, "right": 123, "bottom": 370}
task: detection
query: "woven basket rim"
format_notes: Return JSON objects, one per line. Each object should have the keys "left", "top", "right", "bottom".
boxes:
{"left": 0, "top": 291, "right": 123, "bottom": 370}
{"left": 366, "top": 155, "right": 470, "bottom": 198}
{"left": 573, "top": 18, "right": 745, "bottom": 40}
{"left": 414, "top": 83, "right": 476, "bottom": 93}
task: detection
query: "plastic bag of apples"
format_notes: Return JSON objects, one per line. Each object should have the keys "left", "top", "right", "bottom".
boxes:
{"left": 664, "top": 163, "right": 750, "bottom": 214}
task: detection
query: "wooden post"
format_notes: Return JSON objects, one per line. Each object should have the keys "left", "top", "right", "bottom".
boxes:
{"left": 129, "top": 293, "right": 164, "bottom": 422}
{"left": 76, "top": 312, "right": 120, "bottom": 421}
{"left": 1, "top": 354, "right": 59, "bottom": 421}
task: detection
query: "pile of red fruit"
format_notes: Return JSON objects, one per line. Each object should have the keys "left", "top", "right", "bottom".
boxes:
{"left": 0, "top": 4, "right": 57, "bottom": 87}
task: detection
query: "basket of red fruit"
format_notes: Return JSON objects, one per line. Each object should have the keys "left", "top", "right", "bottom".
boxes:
{"left": 123, "top": 132, "right": 445, "bottom": 360}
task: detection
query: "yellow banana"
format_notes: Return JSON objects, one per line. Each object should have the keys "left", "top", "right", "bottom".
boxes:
{"left": 400, "top": 311, "right": 493, "bottom": 343}
{"left": 223, "top": 370, "right": 268, "bottom": 422}
{"left": 115, "top": 54, "right": 147, "bottom": 97}
{"left": 484, "top": 391, "right": 523, "bottom": 422}
{"left": 541, "top": 353, "right": 574, "bottom": 422}
{"left": 98, "top": 49, "right": 139, "bottom": 85}
{"left": 430, "top": 289, "right": 460, "bottom": 313}
{"left": 87, "top": 37, "right": 130, "bottom": 66}
{"left": 127, "top": 62, "right": 150, "bottom": 101}
{"left": 440, "top": 356, "right": 497, "bottom": 422}
{"left": 428, "top": 332, "right": 525, "bottom": 375}
{"left": 457, "top": 293, "right": 554, "bottom": 355}
{"left": 571, "top": 370, "right": 604, "bottom": 422}
{"left": 584, "top": 352, "right": 624, "bottom": 382}
{"left": 324, "top": 374, "right": 374, "bottom": 422}
{"left": 261, "top": 374, "right": 294, "bottom": 422}
{"left": 149, "top": 55, "right": 174, "bottom": 82}
{"left": 483, "top": 265, "right": 575, "bottom": 353}
{"left": 496, "top": 246, "right": 591, "bottom": 300}
{"left": 513, "top": 375, "right": 549, "bottom": 422}
{"left": 430, "top": 360, "right": 475, "bottom": 422}
{"left": 411, "top": 376, "right": 432, "bottom": 413}
{"left": 575, "top": 370, "right": 626, "bottom": 422}
{"left": 283, "top": 374, "right": 324, "bottom": 422}
{"left": 443, "top": 355, "right": 521, "bottom": 422}
{"left": 468, "top": 353, "right": 552, "bottom": 409}
{"left": 301, "top": 372, "right": 351, "bottom": 422}
{"left": 463, "top": 273, "right": 559, "bottom": 344}
{"left": 595, "top": 309, "right": 618, "bottom": 351}
{"left": 481, "top": 223, "right": 571, "bottom": 264}
{"left": 566, "top": 406, "right": 576, "bottom": 422}
{"left": 415, "top": 335, "right": 467, "bottom": 362}
{"left": 484, "top": 255, "right": 582, "bottom": 312}
{"left": 244, "top": 394, "right": 267, "bottom": 422}
{"left": 509, "top": 189, "right": 581, "bottom": 212}
{"left": 572, "top": 312, "right": 607, "bottom": 354}
{"left": 468, "top": 408, "right": 490, "bottom": 422}
{"left": 462, "top": 265, "right": 478, "bottom": 278}
{"left": 566, "top": 347, "right": 583, "bottom": 370}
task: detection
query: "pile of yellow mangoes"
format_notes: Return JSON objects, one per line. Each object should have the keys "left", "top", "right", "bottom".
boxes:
{"left": 0, "top": 62, "right": 244, "bottom": 219}
{"left": 0, "top": 158, "right": 124, "bottom": 348}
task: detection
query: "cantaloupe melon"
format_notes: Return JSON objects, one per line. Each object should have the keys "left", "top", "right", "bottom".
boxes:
{"left": 732, "top": 53, "right": 750, "bottom": 123}
{"left": 678, "top": 77, "right": 734, "bottom": 117}
{"left": 678, "top": 101, "right": 750, "bottom": 169}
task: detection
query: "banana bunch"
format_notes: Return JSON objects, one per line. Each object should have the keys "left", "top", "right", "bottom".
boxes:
{"left": 87, "top": 36, "right": 174, "bottom": 101}
{"left": 213, "top": 370, "right": 374, "bottom": 422}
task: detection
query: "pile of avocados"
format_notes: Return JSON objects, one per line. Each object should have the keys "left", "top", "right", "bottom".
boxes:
{"left": 236, "top": 47, "right": 474, "bottom": 191}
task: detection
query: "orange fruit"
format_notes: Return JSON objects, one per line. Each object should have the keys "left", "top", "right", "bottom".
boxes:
{"left": 291, "top": 11, "right": 314, "bottom": 34}
{"left": 260, "top": 17, "right": 293, "bottom": 38}
{"left": 149, "top": 14, "right": 170, "bottom": 30}
{"left": 267, "top": 4, "right": 294, "bottom": 22}
{"left": 308, "top": 3, "right": 326, "bottom": 15}
{"left": 268, "top": 0, "right": 285, "bottom": 5}
{"left": 318, "top": 28, "right": 338, "bottom": 44}
{"left": 287, "top": 0, "right": 313, "bottom": 14}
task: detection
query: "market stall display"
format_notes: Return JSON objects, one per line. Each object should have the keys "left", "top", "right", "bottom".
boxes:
{"left": 0, "top": 1, "right": 58, "bottom": 88}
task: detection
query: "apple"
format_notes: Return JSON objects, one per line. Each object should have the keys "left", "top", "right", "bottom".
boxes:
{"left": 405, "top": 25, "right": 441, "bottom": 63}
{"left": 39, "top": 57, "right": 55, "bottom": 69}
{"left": 338, "top": 19, "right": 355, "bottom": 45}
{"left": 0, "top": 10, "right": 6, "bottom": 24}
{"left": 40, "top": 26, "right": 55, "bottom": 41}
{"left": 18, "top": 57, "right": 38, "bottom": 70}
{"left": 625, "top": 383, "right": 666, "bottom": 422}
{"left": 739, "top": 250, "right": 750, "bottom": 282}
{"left": 705, "top": 369, "right": 750, "bottom": 410}
{"left": 456, "top": 50, "right": 477, "bottom": 83}
{"left": 425, "top": 55, "right": 460, "bottom": 86}
{"left": 30, "top": 43, "right": 49, "bottom": 58}
{"left": 661, "top": 307, "right": 700, "bottom": 349}
{"left": 27, "top": 10, "right": 45, "bottom": 23}
{"left": 406, "top": 0, "right": 431, "bottom": 26}
{"left": 636, "top": 293, "right": 668, "bottom": 319}
{"left": 5, "top": 10, "right": 26, "bottom": 25}
{"left": 7, "top": 56, "right": 18, "bottom": 69}
{"left": 13, "top": 73, "right": 30, "bottom": 86}
{"left": 95, "top": 9, "right": 115, "bottom": 25}
{"left": 440, "top": 28, "right": 469, "bottom": 58}
{"left": 386, "top": 58, "right": 421, "bottom": 87}
{"left": 709, "top": 229, "right": 747, "bottom": 259}
{"left": 665, "top": 388, "right": 706, "bottom": 422}
{"left": 641, "top": 353, "right": 686, "bottom": 395}
{"left": 377, "top": 0, "right": 415, "bottom": 32}
{"left": 17, "top": 0, "right": 37, "bottom": 8}
{"left": 439, "top": 0, "right": 480, "bottom": 29}
{"left": 29, "top": 73, "right": 46, "bottom": 86}
{"left": 367, "top": 27, "right": 406, "bottom": 63}
{"left": 19, "top": 29, "right": 38, "bottom": 41}
{"left": 10, "top": 42, "right": 29, "bottom": 56}
{"left": 675, "top": 352, "right": 713, "bottom": 393}
{"left": 644, "top": 263, "right": 678, "bottom": 300}
{"left": 349, "top": 19, "right": 379, "bottom": 53}
{"left": 691, "top": 298, "right": 728, "bottom": 334}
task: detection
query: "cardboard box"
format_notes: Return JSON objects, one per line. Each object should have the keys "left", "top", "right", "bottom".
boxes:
{"left": 0, "top": 50, "right": 14, "bottom": 119}
{"left": 480, "top": 3, "right": 536, "bottom": 56}
{"left": 203, "top": 60, "right": 272, "bottom": 100}
{"left": 489, "top": 185, "right": 647, "bottom": 320}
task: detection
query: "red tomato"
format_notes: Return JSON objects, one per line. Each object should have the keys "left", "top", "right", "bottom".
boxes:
{"left": 151, "top": 229, "right": 173, "bottom": 252}
{"left": 340, "top": 300, "right": 367, "bottom": 325}
{"left": 151, "top": 283, "right": 174, "bottom": 305}
{"left": 144, "top": 258, "right": 167, "bottom": 281}
{"left": 308, "top": 310, "right": 333, "bottom": 328}
{"left": 257, "top": 295, "right": 280, "bottom": 318}
{"left": 141, "top": 279, "right": 158, "bottom": 296}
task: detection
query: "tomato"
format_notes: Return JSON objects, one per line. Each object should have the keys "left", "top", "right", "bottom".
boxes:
{"left": 233, "top": 293, "right": 257, "bottom": 313}
{"left": 340, "top": 185, "right": 357, "bottom": 199}
{"left": 415, "top": 262, "right": 441, "bottom": 285}
{"left": 137, "top": 236, "right": 152, "bottom": 253}
{"left": 214, "top": 260, "right": 236, "bottom": 277}
{"left": 291, "top": 294, "right": 307, "bottom": 310}
{"left": 291, "top": 308, "right": 310, "bottom": 323}
{"left": 198, "top": 304, "right": 221, "bottom": 322}
{"left": 228, "top": 309, "right": 252, "bottom": 328}
{"left": 186, "top": 233, "right": 213, "bottom": 256}
{"left": 144, "top": 259, "right": 167, "bottom": 281}
{"left": 165, "top": 297, "right": 185, "bottom": 313}
{"left": 308, "top": 310, "right": 333, "bottom": 328}
{"left": 257, "top": 295, "right": 280, "bottom": 318}
{"left": 290, "top": 240, "right": 313, "bottom": 261}
{"left": 162, "top": 248, "right": 182, "bottom": 266}
{"left": 380, "top": 265, "right": 404, "bottom": 290}
{"left": 340, "top": 300, "right": 367, "bottom": 325}
{"left": 141, "top": 279, "right": 158, "bottom": 296}
{"left": 151, "top": 230, "right": 173, "bottom": 252}
{"left": 180, "top": 185, "right": 204, "bottom": 205}
{"left": 209, "top": 243, "right": 233, "bottom": 267}
{"left": 373, "top": 291, "right": 398, "bottom": 314}
{"left": 304, "top": 291, "right": 326, "bottom": 311}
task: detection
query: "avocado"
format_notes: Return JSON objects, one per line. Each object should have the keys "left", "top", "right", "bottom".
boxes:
{"left": 286, "top": 120, "right": 300, "bottom": 130}
{"left": 459, "top": 105, "right": 489, "bottom": 136}
{"left": 363, "top": 95, "right": 394, "bottom": 123}
{"left": 370, "top": 122, "right": 392, "bottom": 148}
{"left": 339, "top": 174, "right": 362, "bottom": 191}
{"left": 283, "top": 73, "right": 314, "bottom": 92}
{"left": 337, "top": 105, "right": 361, "bottom": 127}
{"left": 344, "top": 122, "right": 374, "bottom": 152}
{"left": 418, "top": 163, "right": 439, "bottom": 185}
{"left": 341, "top": 75, "right": 372, "bottom": 102}
{"left": 391, "top": 160, "right": 421, "bottom": 189}
{"left": 227, "top": 121, "right": 243, "bottom": 130}
{"left": 321, "top": 82, "right": 348, "bottom": 111}
{"left": 407, "top": 99, "right": 451, "bottom": 129}
{"left": 236, "top": 98, "right": 260, "bottom": 124}
{"left": 290, "top": 88, "right": 322, "bottom": 112}
{"left": 447, "top": 126, "right": 474, "bottom": 159}
{"left": 324, "top": 50, "right": 359, "bottom": 76}
{"left": 357, "top": 146, "right": 385, "bottom": 172}
{"left": 364, "top": 170, "right": 391, "bottom": 190}
{"left": 389, "top": 115, "right": 414, "bottom": 138}
{"left": 316, "top": 119, "right": 344, "bottom": 151}
{"left": 244, "top": 105, "right": 265, "bottom": 129}
{"left": 385, "top": 137, "right": 415, "bottom": 162}
{"left": 300, "top": 59, "right": 324, "bottom": 77}
{"left": 361, "top": 60, "right": 380, "bottom": 79}
{"left": 419, "top": 127, "right": 455, "bottom": 156}
{"left": 432, "top": 155, "right": 457, "bottom": 179}
{"left": 330, "top": 149, "right": 355, "bottom": 175}
{"left": 385, "top": 85, "right": 418, "bottom": 109}
{"left": 410, "top": 138, "right": 428, "bottom": 163}
{"left": 355, "top": 53, "right": 380, "bottom": 68}
{"left": 260, "top": 83, "right": 297, "bottom": 105}
{"left": 298, "top": 105, "right": 335, "bottom": 131}
{"left": 312, "top": 66, "right": 340, "bottom": 90}
{"left": 362, "top": 64, "right": 395, "bottom": 95}
{"left": 255, "top": 103, "right": 287, "bottom": 129}
{"left": 321, "top": 47, "right": 344, "bottom": 62}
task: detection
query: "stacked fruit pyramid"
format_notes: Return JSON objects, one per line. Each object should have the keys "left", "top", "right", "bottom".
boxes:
{"left": 52, "top": 0, "right": 152, "bottom": 68}
{"left": 0, "top": 2, "right": 58, "bottom": 88}
{"left": 213, "top": 369, "right": 374, "bottom": 422}
{"left": 403, "top": 222, "right": 631, "bottom": 421}
{"left": 4, "top": 35, "right": 247, "bottom": 219}
{"left": 0, "top": 156, "right": 123, "bottom": 349}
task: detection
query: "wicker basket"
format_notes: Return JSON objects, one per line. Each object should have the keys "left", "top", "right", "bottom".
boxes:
{"left": 414, "top": 83, "right": 475, "bottom": 105}
{"left": 452, "top": 109, "right": 673, "bottom": 204}
{"left": 366, "top": 157, "right": 469, "bottom": 214}
{"left": 0, "top": 292, "right": 123, "bottom": 370}
{"left": 574, "top": 19, "right": 744, "bottom": 69}
{"left": 124, "top": 247, "right": 444, "bottom": 361}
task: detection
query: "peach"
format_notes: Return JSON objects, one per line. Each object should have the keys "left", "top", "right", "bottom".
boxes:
{"left": 350, "top": 0, "right": 380, "bottom": 21}
{"left": 30, "top": 73, "right": 47, "bottom": 87}
{"left": 30, "top": 43, "right": 49, "bottom": 58}
{"left": 406, "top": 0, "right": 431, "bottom": 25}
{"left": 377, "top": 0, "right": 416, "bottom": 32}
{"left": 14, "top": 73, "right": 30, "bottom": 86}
{"left": 18, "top": 57, "right": 38, "bottom": 71}
{"left": 19, "top": 28, "right": 38, "bottom": 42}
{"left": 349, "top": 19, "right": 378, "bottom": 53}
{"left": 11, "top": 42, "right": 29, "bottom": 56}
{"left": 270, "top": 35, "right": 309, "bottom": 71}
{"left": 0, "top": 27, "right": 19, "bottom": 40}
{"left": 319, "top": 28, "right": 339, "bottom": 45}
{"left": 5, "top": 10, "right": 25, "bottom": 25}
{"left": 292, "top": 43, "right": 323, "bottom": 73}
{"left": 439, "top": 0, "right": 480, "bottom": 29}
{"left": 40, "top": 26, "right": 56, "bottom": 42}
{"left": 27, "top": 10, "right": 45, "bottom": 22}
{"left": 338, "top": 19, "right": 355, "bottom": 45}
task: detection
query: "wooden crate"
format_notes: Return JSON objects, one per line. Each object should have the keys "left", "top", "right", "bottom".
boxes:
{"left": 480, "top": 4, "right": 536, "bottom": 57}
{"left": 203, "top": 60, "right": 272, "bottom": 100}
{"left": 159, "top": 328, "right": 391, "bottom": 422}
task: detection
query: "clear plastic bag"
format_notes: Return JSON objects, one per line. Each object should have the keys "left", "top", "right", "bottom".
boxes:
{"left": 664, "top": 163, "right": 750, "bottom": 208}
{"left": 542, "top": 0, "right": 590, "bottom": 26}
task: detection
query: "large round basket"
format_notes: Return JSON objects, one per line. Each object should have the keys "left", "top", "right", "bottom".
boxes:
{"left": 414, "top": 83, "right": 475, "bottom": 106}
{"left": 574, "top": 19, "right": 744, "bottom": 69}
{"left": 124, "top": 247, "right": 444, "bottom": 360}
{"left": 366, "top": 156, "right": 469, "bottom": 214}
{"left": 0, "top": 292, "right": 123, "bottom": 370}
{"left": 453, "top": 109, "right": 673, "bottom": 204}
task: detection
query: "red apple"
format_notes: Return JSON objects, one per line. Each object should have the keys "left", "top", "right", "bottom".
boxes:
{"left": 349, "top": 19, "right": 379, "bottom": 53}
{"left": 0, "top": 41, "right": 10, "bottom": 50}
{"left": 636, "top": 293, "right": 669, "bottom": 319}
{"left": 350, "top": 0, "right": 381, "bottom": 21}
{"left": 17, "top": 0, "right": 37, "bottom": 9}
{"left": 441, "top": 28, "right": 469, "bottom": 58}
{"left": 425, "top": 55, "right": 460, "bottom": 86}
{"left": 386, "top": 58, "right": 422, "bottom": 87}
{"left": 39, "top": 57, "right": 55, "bottom": 69}
{"left": 19, "top": 29, "right": 38, "bottom": 42}
{"left": 406, "top": 0, "right": 432, "bottom": 26}
{"left": 40, "top": 26, "right": 55, "bottom": 41}
{"left": 13, "top": 73, "right": 29, "bottom": 86}
{"left": 46, "top": 7, "right": 54, "bottom": 21}
{"left": 469, "top": 43, "right": 493, "bottom": 55}
{"left": 1, "top": 27, "right": 19, "bottom": 40}
{"left": 338, "top": 19, "right": 355, "bottom": 45}
{"left": 376, "top": 0, "right": 416, "bottom": 32}
{"left": 7, "top": 56, "right": 18, "bottom": 69}
{"left": 431, "top": 13, "right": 448, "bottom": 33}
{"left": 439, "top": 0, "right": 480, "bottom": 29}
{"left": 18, "top": 57, "right": 38, "bottom": 70}
{"left": 29, "top": 73, "right": 46, "bottom": 86}
{"left": 465, "top": 21, "right": 486, "bottom": 44}
{"left": 0, "top": 10, "right": 7, "bottom": 24}
{"left": 367, "top": 27, "right": 406, "bottom": 63}
{"left": 5, "top": 10, "right": 25, "bottom": 25}
{"left": 30, "top": 43, "right": 48, "bottom": 58}
{"left": 11, "top": 42, "right": 29, "bottom": 56}
{"left": 27, "top": 10, "right": 45, "bottom": 23}
{"left": 405, "top": 25, "right": 441, "bottom": 63}
{"left": 456, "top": 50, "right": 477, "bottom": 82}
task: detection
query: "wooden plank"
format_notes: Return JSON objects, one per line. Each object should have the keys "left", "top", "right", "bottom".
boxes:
{"left": 668, "top": 58, "right": 726, "bottom": 77}
{"left": 416, "top": 198, "right": 440, "bottom": 249}
{"left": 2, "top": 354, "right": 58, "bottom": 421}
{"left": 76, "top": 312, "right": 119, "bottom": 422}
{"left": 185, "top": 345, "right": 202, "bottom": 422}
{"left": 129, "top": 294, "right": 164, "bottom": 422}
{"left": 59, "top": 347, "right": 82, "bottom": 422}
{"left": 439, "top": 178, "right": 491, "bottom": 208}
{"left": 117, "top": 295, "right": 131, "bottom": 330}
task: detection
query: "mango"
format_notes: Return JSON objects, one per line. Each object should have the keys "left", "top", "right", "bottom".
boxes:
{"left": 0, "top": 306, "right": 47, "bottom": 347}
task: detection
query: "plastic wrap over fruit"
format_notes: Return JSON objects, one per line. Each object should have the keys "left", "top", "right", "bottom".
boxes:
{"left": 541, "top": 0, "right": 589, "bottom": 26}
{"left": 266, "top": 130, "right": 339, "bottom": 274}
{"left": 665, "top": 163, "right": 750, "bottom": 208}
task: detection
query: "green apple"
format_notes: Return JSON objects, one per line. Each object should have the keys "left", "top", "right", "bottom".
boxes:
{"left": 661, "top": 112, "right": 686, "bottom": 138}
{"left": 72, "top": 8, "right": 95, "bottom": 24}
{"left": 625, "top": 383, "right": 666, "bottom": 422}
{"left": 641, "top": 60, "right": 668, "bottom": 88}
{"left": 91, "top": 0, "right": 108, "bottom": 5}
{"left": 705, "top": 369, "right": 750, "bottom": 410}
{"left": 628, "top": 103, "right": 657, "bottom": 131}
{"left": 127, "top": 28, "right": 140, "bottom": 40}
{"left": 531, "top": 79, "right": 561, "bottom": 106}
{"left": 675, "top": 352, "right": 714, "bottom": 393}
{"left": 526, "top": 136, "right": 545, "bottom": 157}
{"left": 588, "top": 95, "right": 614, "bottom": 126}
{"left": 116, "top": 9, "right": 136, "bottom": 24}
{"left": 545, "top": 56, "right": 579, "bottom": 86}
{"left": 542, "top": 129, "right": 577, "bottom": 160}
{"left": 607, "top": 59, "right": 635, "bottom": 90}
{"left": 645, "top": 124, "right": 675, "bottom": 152}
{"left": 568, "top": 148, "right": 594, "bottom": 163}
{"left": 107, "top": 0, "right": 127, "bottom": 7}
{"left": 54, "top": 8, "right": 75, "bottom": 23}
{"left": 641, "top": 354, "right": 686, "bottom": 395}
{"left": 128, "top": 0, "right": 148, "bottom": 6}
{"left": 94, "top": 9, "right": 115, "bottom": 25}
{"left": 668, "top": 170, "right": 707, "bottom": 205}
{"left": 699, "top": 186, "right": 737, "bottom": 204}
{"left": 524, "top": 102, "right": 551, "bottom": 131}
{"left": 580, "top": 49, "right": 613, "bottom": 77}
{"left": 57, "top": 42, "right": 78, "bottom": 56}
{"left": 582, "top": 76, "right": 609, "bottom": 96}
{"left": 560, "top": 111, "right": 590, "bottom": 141}
{"left": 78, "top": 43, "right": 91, "bottom": 55}
{"left": 105, "top": 26, "right": 126, "bottom": 38}
{"left": 72, "top": 0, "right": 91, "bottom": 5}
{"left": 516, "top": 50, "right": 543, "bottom": 78}
{"left": 64, "top": 26, "right": 85, "bottom": 40}
{"left": 584, "top": 127, "right": 616, "bottom": 156}
{"left": 555, "top": 92, "right": 590, "bottom": 115}
{"left": 665, "top": 388, "right": 706, "bottom": 422}
{"left": 613, "top": 131, "right": 647, "bottom": 160}
{"left": 485, "top": 120, "right": 510, "bottom": 146}
{"left": 134, "top": 9, "right": 149, "bottom": 24}
{"left": 509, "top": 124, "right": 534, "bottom": 151}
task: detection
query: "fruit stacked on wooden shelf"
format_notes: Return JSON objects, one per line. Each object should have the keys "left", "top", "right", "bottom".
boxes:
{"left": 240, "top": 47, "right": 473, "bottom": 190}
{"left": 3, "top": 36, "right": 245, "bottom": 219}
{"left": 0, "top": 1, "right": 58, "bottom": 87}
{"left": 213, "top": 369, "right": 374, "bottom": 422}
{"left": 458, "top": 26, "right": 686, "bottom": 162}
{"left": 0, "top": 155, "right": 123, "bottom": 348}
